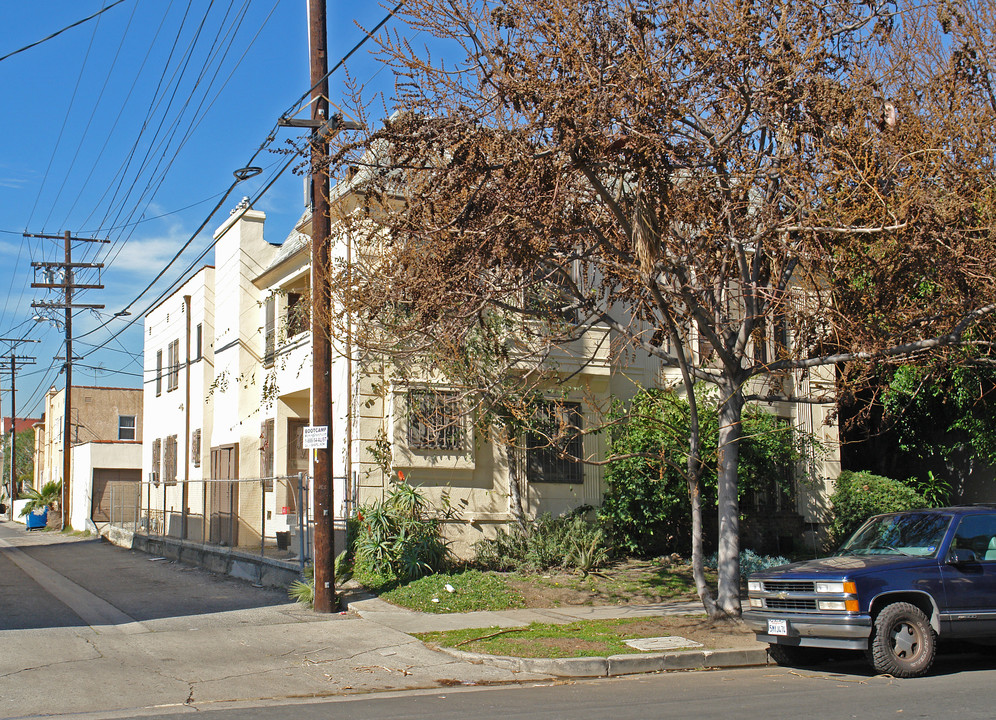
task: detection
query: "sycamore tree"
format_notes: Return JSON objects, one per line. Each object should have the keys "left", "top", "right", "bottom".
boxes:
{"left": 321, "top": 0, "right": 996, "bottom": 617}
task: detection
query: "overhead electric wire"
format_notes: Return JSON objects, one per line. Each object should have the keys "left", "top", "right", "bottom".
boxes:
{"left": 89, "top": 0, "right": 275, "bottom": 281}
{"left": 73, "top": 0, "right": 267, "bottom": 290}
{"left": 55, "top": 0, "right": 144, "bottom": 227}
{"left": 75, "top": 1, "right": 196, "bottom": 233}
{"left": 0, "top": 0, "right": 129, "bottom": 64}
{"left": 26, "top": 1, "right": 106, "bottom": 232}
{"left": 281, "top": 1, "right": 405, "bottom": 120}
{"left": 77, "top": 148, "right": 299, "bottom": 355}
{"left": 25, "top": 3, "right": 405, "bottom": 402}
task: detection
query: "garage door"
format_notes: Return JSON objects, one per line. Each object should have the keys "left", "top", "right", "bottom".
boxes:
{"left": 91, "top": 469, "right": 142, "bottom": 523}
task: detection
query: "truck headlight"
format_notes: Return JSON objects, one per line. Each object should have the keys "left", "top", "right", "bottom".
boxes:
{"left": 816, "top": 581, "right": 856, "bottom": 594}
{"left": 748, "top": 580, "right": 762, "bottom": 593}
{"left": 818, "top": 600, "right": 847, "bottom": 611}
{"left": 749, "top": 598, "right": 763, "bottom": 608}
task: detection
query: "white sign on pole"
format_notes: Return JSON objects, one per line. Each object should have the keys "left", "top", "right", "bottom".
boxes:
{"left": 302, "top": 425, "right": 328, "bottom": 450}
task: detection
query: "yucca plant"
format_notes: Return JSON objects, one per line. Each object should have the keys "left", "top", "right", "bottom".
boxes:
{"left": 287, "top": 551, "right": 354, "bottom": 608}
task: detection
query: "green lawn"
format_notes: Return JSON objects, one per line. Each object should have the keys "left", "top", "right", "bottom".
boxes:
{"left": 416, "top": 616, "right": 712, "bottom": 658}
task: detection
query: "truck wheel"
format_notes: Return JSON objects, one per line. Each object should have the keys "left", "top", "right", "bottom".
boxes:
{"left": 867, "top": 602, "right": 936, "bottom": 678}
{"left": 767, "top": 644, "right": 821, "bottom": 667}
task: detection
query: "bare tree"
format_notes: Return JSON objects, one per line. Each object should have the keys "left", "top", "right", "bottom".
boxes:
{"left": 321, "top": 0, "right": 996, "bottom": 617}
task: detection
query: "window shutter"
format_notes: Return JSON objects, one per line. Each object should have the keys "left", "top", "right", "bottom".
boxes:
{"left": 264, "top": 296, "right": 275, "bottom": 366}
{"left": 191, "top": 428, "right": 201, "bottom": 468}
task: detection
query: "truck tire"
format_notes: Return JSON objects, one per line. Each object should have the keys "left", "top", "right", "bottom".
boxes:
{"left": 867, "top": 602, "right": 936, "bottom": 678}
{"left": 767, "top": 643, "right": 822, "bottom": 667}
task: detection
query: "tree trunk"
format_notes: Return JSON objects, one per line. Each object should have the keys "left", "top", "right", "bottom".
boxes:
{"left": 507, "top": 443, "right": 527, "bottom": 529}
{"left": 716, "top": 380, "right": 745, "bottom": 616}
{"left": 688, "top": 471, "right": 719, "bottom": 617}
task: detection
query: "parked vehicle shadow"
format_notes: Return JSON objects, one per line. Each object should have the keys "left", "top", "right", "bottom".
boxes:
{"left": 767, "top": 643, "right": 996, "bottom": 679}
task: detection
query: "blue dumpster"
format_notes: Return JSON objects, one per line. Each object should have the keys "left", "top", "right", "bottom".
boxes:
{"left": 25, "top": 507, "right": 47, "bottom": 530}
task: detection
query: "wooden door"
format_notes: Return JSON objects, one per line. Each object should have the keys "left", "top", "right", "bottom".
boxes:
{"left": 209, "top": 444, "right": 239, "bottom": 546}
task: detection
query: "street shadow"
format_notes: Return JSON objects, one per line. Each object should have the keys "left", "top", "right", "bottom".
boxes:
{"left": 0, "top": 525, "right": 309, "bottom": 631}
{"left": 766, "top": 643, "right": 996, "bottom": 679}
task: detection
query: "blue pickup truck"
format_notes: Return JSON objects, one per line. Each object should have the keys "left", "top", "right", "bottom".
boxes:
{"left": 744, "top": 506, "right": 996, "bottom": 677}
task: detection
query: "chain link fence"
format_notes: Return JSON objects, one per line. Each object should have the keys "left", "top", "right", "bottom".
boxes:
{"left": 108, "top": 473, "right": 313, "bottom": 570}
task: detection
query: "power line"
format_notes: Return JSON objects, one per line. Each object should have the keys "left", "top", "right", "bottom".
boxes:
{"left": 0, "top": 0, "right": 130, "bottom": 64}
{"left": 17, "top": 3, "right": 402, "bottom": 404}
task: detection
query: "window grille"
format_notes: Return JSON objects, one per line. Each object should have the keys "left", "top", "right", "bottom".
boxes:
{"left": 286, "top": 292, "right": 309, "bottom": 337}
{"left": 526, "top": 401, "right": 584, "bottom": 484}
{"left": 407, "top": 390, "right": 465, "bottom": 451}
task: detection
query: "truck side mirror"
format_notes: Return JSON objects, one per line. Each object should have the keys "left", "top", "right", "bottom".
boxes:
{"left": 947, "top": 548, "right": 979, "bottom": 565}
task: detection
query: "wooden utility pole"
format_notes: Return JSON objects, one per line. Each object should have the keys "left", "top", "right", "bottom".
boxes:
{"left": 308, "top": 0, "right": 335, "bottom": 613}
{"left": 27, "top": 231, "right": 107, "bottom": 529}
{"left": 0, "top": 343, "right": 37, "bottom": 521}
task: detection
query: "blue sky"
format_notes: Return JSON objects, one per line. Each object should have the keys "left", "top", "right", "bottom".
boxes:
{"left": 0, "top": 1, "right": 407, "bottom": 419}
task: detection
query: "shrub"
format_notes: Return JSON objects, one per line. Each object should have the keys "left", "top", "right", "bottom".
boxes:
{"left": 703, "top": 549, "right": 790, "bottom": 579}
{"left": 600, "top": 387, "right": 814, "bottom": 557}
{"left": 474, "top": 510, "right": 610, "bottom": 573}
{"left": 828, "top": 470, "right": 928, "bottom": 547}
{"left": 353, "top": 480, "right": 450, "bottom": 582}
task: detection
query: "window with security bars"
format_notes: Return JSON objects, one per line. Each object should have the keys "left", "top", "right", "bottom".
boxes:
{"left": 286, "top": 291, "right": 309, "bottom": 337}
{"left": 523, "top": 269, "right": 578, "bottom": 325}
{"left": 526, "top": 401, "right": 584, "bottom": 484}
{"left": 407, "top": 390, "right": 465, "bottom": 451}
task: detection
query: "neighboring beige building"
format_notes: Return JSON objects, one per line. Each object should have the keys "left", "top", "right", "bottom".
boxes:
{"left": 33, "top": 385, "right": 143, "bottom": 529}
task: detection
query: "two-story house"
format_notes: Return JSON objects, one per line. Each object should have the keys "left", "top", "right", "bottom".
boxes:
{"left": 32, "top": 385, "right": 142, "bottom": 529}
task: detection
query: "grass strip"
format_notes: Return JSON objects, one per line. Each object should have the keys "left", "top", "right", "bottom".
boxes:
{"left": 416, "top": 616, "right": 711, "bottom": 658}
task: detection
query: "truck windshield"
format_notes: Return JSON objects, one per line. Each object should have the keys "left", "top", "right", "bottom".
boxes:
{"left": 838, "top": 512, "right": 952, "bottom": 558}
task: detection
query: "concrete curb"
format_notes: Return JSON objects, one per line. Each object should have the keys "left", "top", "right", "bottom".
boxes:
{"left": 434, "top": 644, "right": 770, "bottom": 677}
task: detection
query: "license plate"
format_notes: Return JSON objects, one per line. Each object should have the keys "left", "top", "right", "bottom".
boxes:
{"left": 768, "top": 619, "right": 788, "bottom": 636}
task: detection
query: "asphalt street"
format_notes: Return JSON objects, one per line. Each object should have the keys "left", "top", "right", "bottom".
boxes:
{"left": 52, "top": 662, "right": 996, "bottom": 720}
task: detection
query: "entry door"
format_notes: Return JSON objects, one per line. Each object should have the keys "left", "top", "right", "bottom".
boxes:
{"left": 209, "top": 444, "right": 239, "bottom": 547}
{"left": 285, "top": 418, "right": 309, "bottom": 513}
